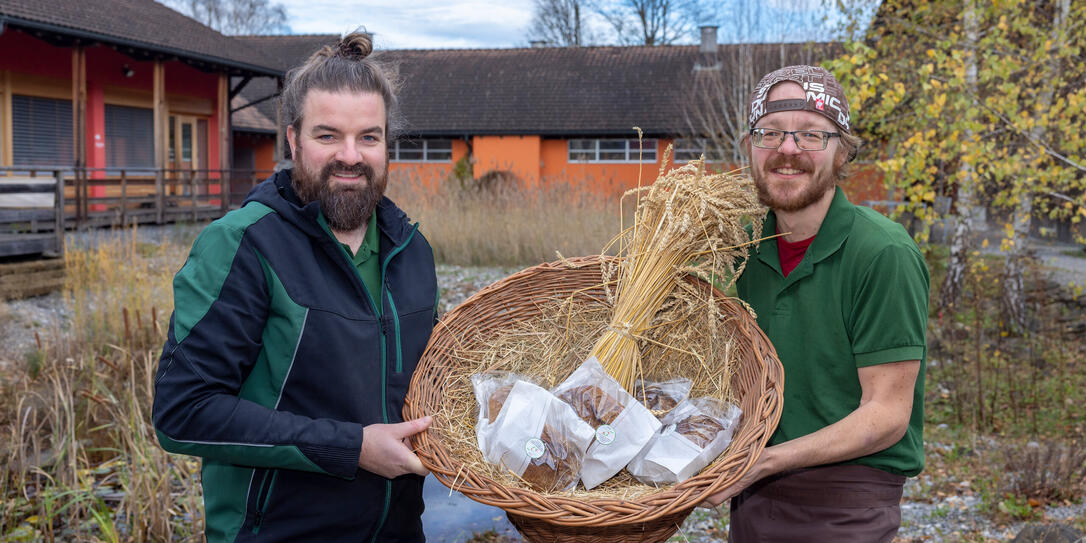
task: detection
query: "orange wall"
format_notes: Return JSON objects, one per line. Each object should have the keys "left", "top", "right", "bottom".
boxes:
{"left": 472, "top": 135, "right": 541, "bottom": 183}
{"left": 233, "top": 132, "right": 277, "bottom": 171}
{"left": 390, "top": 139, "right": 468, "bottom": 187}
{"left": 540, "top": 138, "right": 678, "bottom": 195}
{"left": 254, "top": 139, "right": 275, "bottom": 172}
{"left": 840, "top": 163, "right": 891, "bottom": 205}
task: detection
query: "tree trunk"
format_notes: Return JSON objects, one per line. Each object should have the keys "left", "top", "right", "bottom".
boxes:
{"left": 1000, "top": 0, "right": 1069, "bottom": 332}
{"left": 940, "top": 0, "right": 981, "bottom": 311}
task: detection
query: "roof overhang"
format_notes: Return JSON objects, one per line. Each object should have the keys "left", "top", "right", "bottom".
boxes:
{"left": 1, "top": 15, "right": 281, "bottom": 77}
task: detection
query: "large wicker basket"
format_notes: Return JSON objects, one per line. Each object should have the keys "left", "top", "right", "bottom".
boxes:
{"left": 404, "top": 256, "right": 783, "bottom": 542}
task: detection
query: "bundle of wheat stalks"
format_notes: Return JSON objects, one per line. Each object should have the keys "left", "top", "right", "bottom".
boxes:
{"left": 590, "top": 150, "right": 765, "bottom": 391}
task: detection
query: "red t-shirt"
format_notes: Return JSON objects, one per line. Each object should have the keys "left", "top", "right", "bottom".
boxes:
{"left": 778, "top": 232, "right": 815, "bottom": 277}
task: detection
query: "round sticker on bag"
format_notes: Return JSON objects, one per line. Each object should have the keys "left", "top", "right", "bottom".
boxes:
{"left": 662, "top": 423, "right": 677, "bottom": 436}
{"left": 595, "top": 424, "right": 616, "bottom": 445}
{"left": 525, "top": 438, "right": 546, "bottom": 459}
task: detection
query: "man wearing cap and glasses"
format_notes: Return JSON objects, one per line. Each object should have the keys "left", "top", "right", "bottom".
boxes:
{"left": 702, "top": 66, "right": 929, "bottom": 542}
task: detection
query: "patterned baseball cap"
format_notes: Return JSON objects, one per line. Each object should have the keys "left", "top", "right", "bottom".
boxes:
{"left": 748, "top": 65, "right": 851, "bottom": 134}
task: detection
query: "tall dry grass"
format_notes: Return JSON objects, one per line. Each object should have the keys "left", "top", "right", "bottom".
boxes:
{"left": 387, "top": 170, "right": 631, "bottom": 266}
{"left": 0, "top": 227, "right": 202, "bottom": 542}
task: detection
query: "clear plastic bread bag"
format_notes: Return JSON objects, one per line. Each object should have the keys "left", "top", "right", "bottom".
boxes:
{"left": 626, "top": 397, "right": 743, "bottom": 485}
{"left": 552, "top": 356, "right": 662, "bottom": 489}
{"left": 632, "top": 377, "right": 693, "bottom": 412}
{"left": 471, "top": 371, "right": 531, "bottom": 456}
{"left": 480, "top": 379, "right": 596, "bottom": 492}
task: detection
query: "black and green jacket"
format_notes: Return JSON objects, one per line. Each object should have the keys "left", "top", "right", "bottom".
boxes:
{"left": 153, "top": 170, "right": 438, "bottom": 542}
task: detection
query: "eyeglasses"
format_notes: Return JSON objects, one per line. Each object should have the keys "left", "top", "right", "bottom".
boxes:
{"left": 749, "top": 128, "right": 840, "bottom": 151}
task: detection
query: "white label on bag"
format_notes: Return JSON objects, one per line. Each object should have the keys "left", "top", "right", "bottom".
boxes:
{"left": 525, "top": 438, "right": 546, "bottom": 459}
{"left": 595, "top": 424, "right": 616, "bottom": 445}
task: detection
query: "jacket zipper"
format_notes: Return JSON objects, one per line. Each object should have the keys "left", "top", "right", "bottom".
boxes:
{"left": 251, "top": 469, "right": 278, "bottom": 534}
{"left": 369, "top": 222, "right": 419, "bottom": 543}
{"left": 381, "top": 224, "right": 418, "bottom": 373}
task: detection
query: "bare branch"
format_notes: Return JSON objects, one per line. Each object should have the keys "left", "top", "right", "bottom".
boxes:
{"left": 528, "top": 0, "right": 594, "bottom": 46}
{"left": 163, "top": 0, "right": 289, "bottom": 35}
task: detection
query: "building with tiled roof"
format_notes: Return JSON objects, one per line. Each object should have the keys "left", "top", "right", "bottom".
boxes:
{"left": 230, "top": 32, "right": 850, "bottom": 194}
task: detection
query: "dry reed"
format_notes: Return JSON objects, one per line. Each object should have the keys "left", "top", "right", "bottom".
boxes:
{"left": 386, "top": 170, "right": 630, "bottom": 266}
{"left": 0, "top": 226, "right": 201, "bottom": 541}
{"left": 591, "top": 151, "right": 764, "bottom": 390}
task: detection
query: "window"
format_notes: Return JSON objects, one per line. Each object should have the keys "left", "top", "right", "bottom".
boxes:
{"left": 390, "top": 139, "right": 453, "bottom": 162}
{"left": 105, "top": 104, "right": 154, "bottom": 172}
{"left": 673, "top": 138, "right": 727, "bottom": 163}
{"left": 12, "top": 95, "right": 74, "bottom": 167}
{"left": 567, "top": 139, "right": 657, "bottom": 162}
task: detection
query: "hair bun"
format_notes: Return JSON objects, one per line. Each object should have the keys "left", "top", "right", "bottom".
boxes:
{"left": 337, "top": 31, "right": 373, "bottom": 60}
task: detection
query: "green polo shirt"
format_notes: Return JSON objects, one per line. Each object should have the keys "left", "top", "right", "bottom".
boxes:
{"left": 320, "top": 210, "right": 382, "bottom": 314}
{"left": 736, "top": 187, "right": 929, "bottom": 477}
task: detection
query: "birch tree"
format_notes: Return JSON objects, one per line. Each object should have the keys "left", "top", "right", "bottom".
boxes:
{"left": 1000, "top": 0, "right": 1074, "bottom": 331}
{"left": 829, "top": 0, "right": 1086, "bottom": 320}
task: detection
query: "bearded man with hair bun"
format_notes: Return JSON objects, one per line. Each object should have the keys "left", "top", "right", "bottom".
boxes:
{"left": 153, "top": 30, "right": 437, "bottom": 542}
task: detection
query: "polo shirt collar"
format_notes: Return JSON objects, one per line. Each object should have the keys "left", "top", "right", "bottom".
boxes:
{"left": 359, "top": 210, "right": 380, "bottom": 257}
{"left": 755, "top": 186, "right": 855, "bottom": 280}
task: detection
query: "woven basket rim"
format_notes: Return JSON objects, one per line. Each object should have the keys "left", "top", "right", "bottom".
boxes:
{"left": 405, "top": 255, "right": 783, "bottom": 527}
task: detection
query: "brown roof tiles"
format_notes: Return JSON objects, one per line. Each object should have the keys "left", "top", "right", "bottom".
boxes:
{"left": 0, "top": 0, "right": 280, "bottom": 75}
{"left": 229, "top": 34, "right": 840, "bottom": 137}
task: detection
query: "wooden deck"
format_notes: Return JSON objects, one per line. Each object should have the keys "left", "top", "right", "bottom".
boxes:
{"left": 0, "top": 176, "right": 64, "bottom": 260}
{"left": 0, "top": 257, "right": 65, "bottom": 300}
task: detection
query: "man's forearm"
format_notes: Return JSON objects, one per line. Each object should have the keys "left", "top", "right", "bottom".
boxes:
{"left": 756, "top": 396, "right": 911, "bottom": 477}
{"left": 749, "top": 359, "right": 920, "bottom": 481}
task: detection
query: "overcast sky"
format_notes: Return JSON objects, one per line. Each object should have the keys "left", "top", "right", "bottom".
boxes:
{"left": 274, "top": 1, "right": 872, "bottom": 49}
{"left": 278, "top": 0, "right": 538, "bottom": 49}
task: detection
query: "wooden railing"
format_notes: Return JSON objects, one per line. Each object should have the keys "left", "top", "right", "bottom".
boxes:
{"left": 0, "top": 167, "right": 273, "bottom": 230}
{"left": 0, "top": 170, "right": 66, "bottom": 258}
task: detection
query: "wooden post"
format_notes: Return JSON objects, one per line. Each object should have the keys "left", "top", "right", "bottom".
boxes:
{"left": 54, "top": 170, "right": 65, "bottom": 257}
{"left": 2, "top": 71, "right": 12, "bottom": 168}
{"left": 190, "top": 169, "right": 198, "bottom": 221}
{"left": 120, "top": 169, "right": 127, "bottom": 226}
{"left": 275, "top": 76, "right": 284, "bottom": 166}
{"left": 218, "top": 73, "right": 231, "bottom": 213}
{"left": 153, "top": 60, "right": 166, "bottom": 224}
{"left": 72, "top": 46, "right": 87, "bottom": 226}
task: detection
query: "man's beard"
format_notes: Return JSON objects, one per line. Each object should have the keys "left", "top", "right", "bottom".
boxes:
{"left": 752, "top": 153, "right": 836, "bottom": 213}
{"left": 292, "top": 149, "right": 388, "bottom": 231}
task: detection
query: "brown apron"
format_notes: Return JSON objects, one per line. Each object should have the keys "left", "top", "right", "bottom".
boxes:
{"left": 728, "top": 464, "right": 906, "bottom": 543}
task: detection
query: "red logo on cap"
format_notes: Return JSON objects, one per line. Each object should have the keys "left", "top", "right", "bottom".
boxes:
{"left": 815, "top": 98, "right": 825, "bottom": 110}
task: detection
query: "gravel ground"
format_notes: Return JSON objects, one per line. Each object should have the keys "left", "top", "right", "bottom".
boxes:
{"left": 2, "top": 225, "right": 1084, "bottom": 542}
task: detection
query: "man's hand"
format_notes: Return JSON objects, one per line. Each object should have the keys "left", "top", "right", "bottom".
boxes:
{"left": 358, "top": 416, "right": 432, "bottom": 479}
{"left": 700, "top": 446, "right": 778, "bottom": 508}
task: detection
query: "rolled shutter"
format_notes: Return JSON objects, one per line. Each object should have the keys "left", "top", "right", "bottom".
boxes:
{"left": 12, "top": 95, "right": 74, "bottom": 168}
{"left": 105, "top": 104, "right": 154, "bottom": 172}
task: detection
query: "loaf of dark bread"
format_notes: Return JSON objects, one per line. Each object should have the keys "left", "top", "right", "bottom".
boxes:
{"left": 556, "top": 384, "right": 623, "bottom": 428}
{"left": 673, "top": 413, "right": 725, "bottom": 448}
{"left": 634, "top": 382, "right": 681, "bottom": 411}
{"left": 519, "top": 425, "right": 579, "bottom": 492}
{"left": 487, "top": 383, "right": 515, "bottom": 423}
